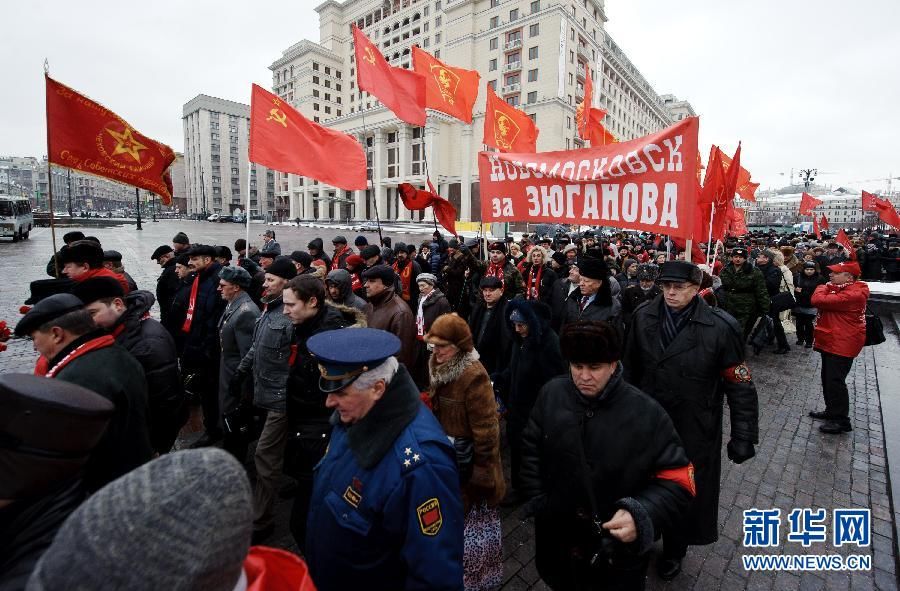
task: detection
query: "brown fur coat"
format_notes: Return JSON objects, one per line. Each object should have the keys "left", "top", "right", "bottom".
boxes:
{"left": 429, "top": 350, "right": 506, "bottom": 510}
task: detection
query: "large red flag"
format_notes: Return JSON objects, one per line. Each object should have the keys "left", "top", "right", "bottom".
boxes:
{"left": 874, "top": 198, "right": 900, "bottom": 229}
{"left": 398, "top": 181, "right": 457, "bottom": 235}
{"left": 248, "top": 84, "right": 366, "bottom": 190}
{"left": 730, "top": 207, "right": 749, "bottom": 236}
{"left": 820, "top": 213, "right": 830, "bottom": 230}
{"left": 412, "top": 46, "right": 479, "bottom": 124}
{"left": 799, "top": 192, "right": 823, "bottom": 216}
{"left": 586, "top": 107, "right": 615, "bottom": 146}
{"left": 576, "top": 68, "right": 593, "bottom": 140}
{"left": 719, "top": 149, "right": 756, "bottom": 202}
{"left": 862, "top": 190, "right": 879, "bottom": 211}
{"left": 712, "top": 143, "right": 741, "bottom": 240}
{"left": 45, "top": 75, "right": 176, "bottom": 204}
{"left": 835, "top": 228, "right": 857, "bottom": 260}
{"left": 812, "top": 214, "right": 821, "bottom": 240}
{"left": 483, "top": 85, "right": 538, "bottom": 152}
{"left": 353, "top": 25, "right": 426, "bottom": 126}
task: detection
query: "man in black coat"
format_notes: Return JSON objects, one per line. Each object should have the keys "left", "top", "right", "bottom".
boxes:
{"left": 181, "top": 245, "right": 227, "bottom": 446}
{"left": 521, "top": 321, "right": 694, "bottom": 589}
{"left": 467, "top": 276, "right": 512, "bottom": 376}
{"left": 14, "top": 295, "right": 154, "bottom": 490}
{"left": 282, "top": 275, "right": 365, "bottom": 551}
{"left": 0, "top": 374, "right": 113, "bottom": 588}
{"left": 623, "top": 261, "right": 759, "bottom": 581}
{"left": 562, "top": 257, "right": 623, "bottom": 329}
{"left": 151, "top": 245, "right": 181, "bottom": 334}
{"left": 72, "top": 277, "right": 186, "bottom": 455}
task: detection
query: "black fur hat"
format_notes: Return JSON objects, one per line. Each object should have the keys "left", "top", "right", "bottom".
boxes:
{"left": 560, "top": 321, "right": 622, "bottom": 363}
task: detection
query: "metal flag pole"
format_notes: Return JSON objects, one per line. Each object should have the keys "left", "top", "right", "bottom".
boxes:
{"left": 705, "top": 206, "right": 715, "bottom": 266}
{"left": 42, "top": 60, "right": 60, "bottom": 277}
{"left": 420, "top": 125, "right": 439, "bottom": 234}
{"left": 135, "top": 188, "right": 142, "bottom": 230}
{"left": 360, "top": 104, "right": 384, "bottom": 247}
{"left": 245, "top": 159, "right": 252, "bottom": 258}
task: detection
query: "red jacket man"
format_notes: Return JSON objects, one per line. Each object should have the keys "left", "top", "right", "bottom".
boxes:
{"left": 809, "top": 261, "right": 869, "bottom": 434}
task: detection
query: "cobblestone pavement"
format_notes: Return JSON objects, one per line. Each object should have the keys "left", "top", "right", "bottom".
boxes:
{"left": 1, "top": 222, "right": 897, "bottom": 590}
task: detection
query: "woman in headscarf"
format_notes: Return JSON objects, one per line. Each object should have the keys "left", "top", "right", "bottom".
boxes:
{"left": 425, "top": 314, "right": 505, "bottom": 591}
{"left": 412, "top": 272, "right": 451, "bottom": 388}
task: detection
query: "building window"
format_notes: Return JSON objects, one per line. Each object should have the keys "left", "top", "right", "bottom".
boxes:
{"left": 488, "top": 80, "right": 497, "bottom": 90}
{"left": 325, "top": 66, "right": 331, "bottom": 75}
{"left": 325, "top": 80, "right": 331, "bottom": 88}
{"left": 336, "top": 84, "right": 341, "bottom": 91}
{"left": 527, "top": 68, "right": 538, "bottom": 82}
{"left": 569, "top": 50, "right": 574, "bottom": 64}
{"left": 527, "top": 91, "right": 537, "bottom": 103}
{"left": 530, "top": 0, "right": 540, "bottom": 13}
{"left": 490, "top": 37, "right": 498, "bottom": 50}
{"left": 567, "top": 116, "right": 572, "bottom": 129}
{"left": 424, "top": 6, "right": 429, "bottom": 16}
{"left": 336, "top": 71, "right": 342, "bottom": 79}
{"left": 435, "top": 49, "right": 440, "bottom": 58}
{"left": 435, "top": 0, "right": 441, "bottom": 9}
{"left": 529, "top": 23, "right": 539, "bottom": 37}
{"left": 313, "top": 62, "right": 319, "bottom": 71}
{"left": 435, "top": 15, "right": 441, "bottom": 26}
{"left": 505, "top": 73, "right": 520, "bottom": 85}
{"left": 325, "top": 106, "right": 331, "bottom": 114}
{"left": 489, "top": 16, "right": 499, "bottom": 28}
{"left": 568, "top": 72, "right": 573, "bottom": 85}
{"left": 337, "top": 110, "right": 342, "bottom": 116}
{"left": 435, "top": 32, "right": 441, "bottom": 43}
{"left": 509, "top": 8, "right": 518, "bottom": 20}
{"left": 313, "top": 76, "right": 320, "bottom": 84}
{"left": 489, "top": 58, "right": 497, "bottom": 71}
{"left": 506, "top": 95, "right": 520, "bottom": 107}
{"left": 491, "top": 0, "right": 500, "bottom": 6}
{"left": 314, "top": 103, "right": 320, "bottom": 111}
{"left": 424, "top": 37, "right": 430, "bottom": 48}
{"left": 528, "top": 46, "right": 538, "bottom": 59}
{"left": 325, "top": 92, "right": 331, "bottom": 101}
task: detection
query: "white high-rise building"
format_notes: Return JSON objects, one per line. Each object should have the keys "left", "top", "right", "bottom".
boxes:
{"left": 182, "top": 95, "right": 278, "bottom": 219}
{"left": 268, "top": 0, "right": 689, "bottom": 222}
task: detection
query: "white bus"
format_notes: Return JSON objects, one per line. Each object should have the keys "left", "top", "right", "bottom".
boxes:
{"left": 0, "top": 195, "right": 34, "bottom": 241}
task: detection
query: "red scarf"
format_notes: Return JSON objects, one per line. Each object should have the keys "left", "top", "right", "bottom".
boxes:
{"left": 350, "top": 272, "right": 363, "bottom": 293}
{"left": 526, "top": 264, "right": 544, "bottom": 300}
{"left": 46, "top": 335, "right": 116, "bottom": 378}
{"left": 393, "top": 260, "right": 413, "bottom": 301}
{"left": 73, "top": 267, "right": 130, "bottom": 294}
{"left": 486, "top": 262, "right": 505, "bottom": 283}
{"left": 181, "top": 274, "right": 201, "bottom": 333}
{"left": 331, "top": 245, "right": 350, "bottom": 270}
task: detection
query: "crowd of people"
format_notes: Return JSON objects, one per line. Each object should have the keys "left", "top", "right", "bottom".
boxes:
{"left": 1, "top": 222, "right": 882, "bottom": 590}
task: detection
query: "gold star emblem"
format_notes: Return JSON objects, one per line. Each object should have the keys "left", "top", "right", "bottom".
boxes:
{"left": 105, "top": 126, "right": 148, "bottom": 164}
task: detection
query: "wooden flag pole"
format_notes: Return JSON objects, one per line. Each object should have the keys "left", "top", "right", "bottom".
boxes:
{"left": 42, "top": 59, "right": 60, "bottom": 277}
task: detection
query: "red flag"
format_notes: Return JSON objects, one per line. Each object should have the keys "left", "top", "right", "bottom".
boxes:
{"left": 576, "top": 68, "right": 593, "bottom": 140}
{"left": 45, "top": 75, "right": 175, "bottom": 204}
{"left": 799, "top": 192, "right": 823, "bottom": 216}
{"left": 874, "top": 198, "right": 900, "bottom": 229}
{"left": 711, "top": 143, "right": 741, "bottom": 240}
{"left": 862, "top": 190, "right": 879, "bottom": 211}
{"left": 819, "top": 213, "right": 829, "bottom": 230}
{"left": 483, "top": 85, "right": 538, "bottom": 153}
{"left": 730, "top": 207, "right": 749, "bottom": 236}
{"left": 812, "top": 214, "right": 821, "bottom": 240}
{"left": 835, "top": 228, "right": 857, "bottom": 260}
{"left": 586, "top": 107, "right": 616, "bottom": 146}
{"left": 353, "top": 25, "right": 426, "bottom": 126}
{"left": 398, "top": 181, "right": 456, "bottom": 235}
{"left": 719, "top": 149, "right": 756, "bottom": 202}
{"left": 413, "top": 46, "right": 479, "bottom": 124}
{"left": 249, "top": 85, "right": 366, "bottom": 190}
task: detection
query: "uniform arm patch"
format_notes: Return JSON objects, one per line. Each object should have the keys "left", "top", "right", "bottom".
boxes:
{"left": 655, "top": 464, "right": 697, "bottom": 496}
{"left": 416, "top": 498, "right": 443, "bottom": 536}
{"left": 721, "top": 364, "right": 752, "bottom": 384}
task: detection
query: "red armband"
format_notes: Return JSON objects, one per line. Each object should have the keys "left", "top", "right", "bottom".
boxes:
{"left": 656, "top": 463, "right": 696, "bottom": 496}
{"left": 288, "top": 344, "right": 298, "bottom": 367}
{"left": 721, "top": 363, "right": 752, "bottom": 383}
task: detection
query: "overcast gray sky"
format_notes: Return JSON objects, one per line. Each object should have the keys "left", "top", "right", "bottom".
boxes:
{"left": 3, "top": 0, "right": 898, "bottom": 193}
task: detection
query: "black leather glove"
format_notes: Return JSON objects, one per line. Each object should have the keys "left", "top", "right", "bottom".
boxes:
{"left": 727, "top": 439, "right": 755, "bottom": 464}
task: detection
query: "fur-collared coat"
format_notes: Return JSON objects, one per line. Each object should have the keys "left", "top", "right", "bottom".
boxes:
{"left": 428, "top": 350, "right": 506, "bottom": 510}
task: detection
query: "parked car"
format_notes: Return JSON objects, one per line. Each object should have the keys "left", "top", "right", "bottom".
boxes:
{"left": 218, "top": 215, "right": 234, "bottom": 223}
{"left": 352, "top": 220, "right": 380, "bottom": 232}
{"left": 207, "top": 213, "right": 220, "bottom": 222}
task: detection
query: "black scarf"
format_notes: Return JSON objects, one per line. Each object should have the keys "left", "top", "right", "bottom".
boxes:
{"left": 660, "top": 297, "right": 698, "bottom": 350}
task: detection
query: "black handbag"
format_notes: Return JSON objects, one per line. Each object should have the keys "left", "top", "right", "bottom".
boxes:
{"left": 865, "top": 307, "right": 886, "bottom": 346}
{"left": 450, "top": 436, "right": 474, "bottom": 484}
{"left": 769, "top": 275, "right": 796, "bottom": 313}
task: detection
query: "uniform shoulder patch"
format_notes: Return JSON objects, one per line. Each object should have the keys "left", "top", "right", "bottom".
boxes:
{"left": 722, "top": 363, "right": 752, "bottom": 383}
{"left": 416, "top": 498, "right": 443, "bottom": 536}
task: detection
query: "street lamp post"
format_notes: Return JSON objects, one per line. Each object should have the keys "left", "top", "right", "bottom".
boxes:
{"left": 152, "top": 193, "right": 158, "bottom": 222}
{"left": 135, "top": 187, "right": 142, "bottom": 230}
{"left": 799, "top": 168, "right": 817, "bottom": 193}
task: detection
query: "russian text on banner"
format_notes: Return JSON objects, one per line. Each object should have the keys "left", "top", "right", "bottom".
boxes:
{"left": 46, "top": 75, "right": 176, "bottom": 204}
{"left": 478, "top": 116, "right": 699, "bottom": 240}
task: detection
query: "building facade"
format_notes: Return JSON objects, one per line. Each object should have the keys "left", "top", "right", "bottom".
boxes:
{"left": 661, "top": 93, "right": 696, "bottom": 122}
{"left": 267, "top": 0, "right": 687, "bottom": 222}
{"left": 182, "top": 95, "right": 277, "bottom": 219}
{"left": 170, "top": 153, "right": 188, "bottom": 215}
{"left": 742, "top": 187, "right": 899, "bottom": 229}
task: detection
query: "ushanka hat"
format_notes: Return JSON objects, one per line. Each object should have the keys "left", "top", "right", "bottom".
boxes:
{"left": 560, "top": 320, "right": 622, "bottom": 363}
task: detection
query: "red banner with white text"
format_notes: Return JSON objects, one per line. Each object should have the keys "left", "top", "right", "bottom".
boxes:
{"left": 478, "top": 117, "right": 699, "bottom": 239}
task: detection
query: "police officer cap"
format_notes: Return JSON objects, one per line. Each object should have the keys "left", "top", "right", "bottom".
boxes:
{"left": 731, "top": 247, "right": 749, "bottom": 258}
{"left": 70, "top": 276, "right": 125, "bottom": 305}
{"left": 102, "top": 250, "right": 123, "bottom": 262}
{"left": 15, "top": 293, "right": 84, "bottom": 337}
{"left": 187, "top": 244, "right": 216, "bottom": 258}
{"left": 658, "top": 261, "right": 703, "bottom": 285}
{"left": 361, "top": 264, "right": 396, "bottom": 285}
{"left": 219, "top": 265, "right": 252, "bottom": 288}
{"left": 58, "top": 240, "right": 104, "bottom": 267}
{"left": 24, "top": 278, "right": 75, "bottom": 305}
{"left": 308, "top": 328, "right": 401, "bottom": 393}
{"left": 150, "top": 245, "right": 173, "bottom": 260}
{"left": 0, "top": 373, "right": 114, "bottom": 499}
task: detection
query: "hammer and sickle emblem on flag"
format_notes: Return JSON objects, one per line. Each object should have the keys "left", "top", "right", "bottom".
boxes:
{"left": 363, "top": 47, "right": 377, "bottom": 65}
{"left": 267, "top": 108, "right": 288, "bottom": 128}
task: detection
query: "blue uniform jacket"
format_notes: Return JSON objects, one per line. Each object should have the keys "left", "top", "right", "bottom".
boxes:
{"left": 306, "top": 367, "right": 464, "bottom": 591}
